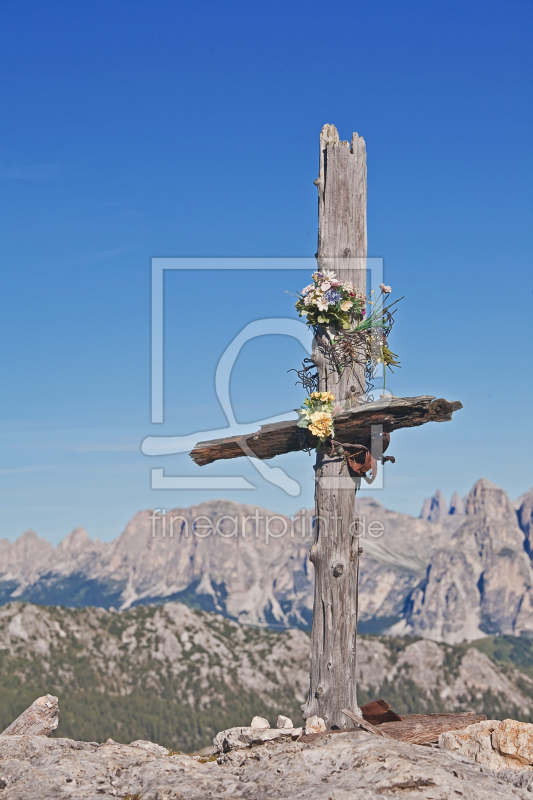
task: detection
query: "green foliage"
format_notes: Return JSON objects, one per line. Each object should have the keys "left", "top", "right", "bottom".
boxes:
{"left": 0, "top": 653, "right": 304, "bottom": 752}
{"left": 52, "top": 689, "right": 302, "bottom": 752}
{"left": 468, "top": 635, "right": 533, "bottom": 678}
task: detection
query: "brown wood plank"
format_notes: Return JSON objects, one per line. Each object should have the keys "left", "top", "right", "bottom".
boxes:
{"left": 299, "top": 712, "right": 487, "bottom": 746}
{"left": 190, "top": 395, "right": 462, "bottom": 465}
{"left": 379, "top": 713, "right": 487, "bottom": 744}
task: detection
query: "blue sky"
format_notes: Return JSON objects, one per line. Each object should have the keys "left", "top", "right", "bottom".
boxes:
{"left": 0, "top": 0, "right": 532, "bottom": 543}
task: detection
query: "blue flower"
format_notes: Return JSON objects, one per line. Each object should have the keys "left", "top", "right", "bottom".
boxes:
{"left": 324, "top": 289, "right": 342, "bottom": 304}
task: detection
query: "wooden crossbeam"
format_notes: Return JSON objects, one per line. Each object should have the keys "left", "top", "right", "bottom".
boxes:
{"left": 190, "top": 395, "right": 462, "bottom": 466}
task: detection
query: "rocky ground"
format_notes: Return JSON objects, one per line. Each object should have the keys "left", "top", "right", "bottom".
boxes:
{"left": 2, "top": 728, "right": 533, "bottom": 799}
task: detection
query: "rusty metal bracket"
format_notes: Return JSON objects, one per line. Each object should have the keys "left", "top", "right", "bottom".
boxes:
{"left": 329, "top": 433, "right": 395, "bottom": 484}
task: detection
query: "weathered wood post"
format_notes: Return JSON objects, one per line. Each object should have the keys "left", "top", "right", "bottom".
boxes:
{"left": 301, "top": 124, "right": 367, "bottom": 729}
{"left": 185, "top": 122, "right": 462, "bottom": 732}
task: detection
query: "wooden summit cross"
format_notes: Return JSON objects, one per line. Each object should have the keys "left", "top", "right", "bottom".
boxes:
{"left": 190, "top": 124, "right": 462, "bottom": 730}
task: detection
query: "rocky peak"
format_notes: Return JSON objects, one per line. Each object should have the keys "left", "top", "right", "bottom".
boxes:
{"left": 420, "top": 490, "right": 448, "bottom": 522}
{"left": 405, "top": 478, "right": 533, "bottom": 642}
{"left": 56, "top": 527, "right": 92, "bottom": 553}
{"left": 448, "top": 492, "right": 465, "bottom": 515}
{"left": 464, "top": 478, "right": 515, "bottom": 520}
{"left": 9, "top": 530, "right": 54, "bottom": 570}
{"left": 13, "top": 528, "right": 48, "bottom": 549}
{"left": 53, "top": 527, "right": 109, "bottom": 576}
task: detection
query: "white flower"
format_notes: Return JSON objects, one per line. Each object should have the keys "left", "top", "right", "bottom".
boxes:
{"left": 321, "top": 270, "right": 337, "bottom": 281}
{"left": 321, "top": 282, "right": 331, "bottom": 291}
{"left": 300, "top": 284, "right": 314, "bottom": 297}
{"left": 304, "top": 294, "right": 314, "bottom": 306}
{"left": 340, "top": 300, "right": 352, "bottom": 311}
{"left": 296, "top": 407, "right": 312, "bottom": 427}
{"left": 379, "top": 283, "right": 391, "bottom": 294}
{"left": 316, "top": 299, "right": 329, "bottom": 311}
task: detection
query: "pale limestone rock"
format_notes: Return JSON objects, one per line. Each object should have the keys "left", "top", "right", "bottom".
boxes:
{"left": 439, "top": 720, "right": 503, "bottom": 769}
{"left": 464, "top": 478, "right": 515, "bottom": 519}
{"left": 213, "top": 726, "right": 254, "bottom": 754}
{"left": 0, "top": 502, "right": 317, "bottom": 628}
{"left": 305, "top": 715, "right": 326, "bottom": 734}
{"left": 420, "top": 490, "right": 448, "bottom": 522}
{"left": 250, "top": 716, "right": 269, "bottom": 730}
{"left": 449, "top": 491, "right": 465, "bottom": 515}
{"left": 213, "top": 725, "right": 300, "bottom": 754}
{"left": 404, "top": 478, "right": 533, "bottom": 643}
{"left": 439, "top": 719, "right": 533, "bottom": 771}
{"left": 130, "top": 740, "right": 169, "bottom": 756}
{"left": 251, "top": 728, "right": 302, "bottom": 746}
{"left": 276, "top": 715, "right": 293, "bottom": 729}
{"left": 452, "top": 648, "right": 528, "bottom": 709}
{"left": 0, "top": 729, "right": 532, "bottom": 798}
{"left": 493, "top": 719, "right": 533, "bottom": 768}
{"left": 388, "top": 639, "right": 444, "bottom": 693}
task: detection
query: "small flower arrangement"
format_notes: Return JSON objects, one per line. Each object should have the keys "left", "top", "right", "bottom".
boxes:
{"left": 295, "top": 270, "right": 366, "bottom": 329}
{"left": 290, "top": 273, "right": 402, "bottom": 400}
{"left": 296, "top": 391, "right": 343, "bottom": 443}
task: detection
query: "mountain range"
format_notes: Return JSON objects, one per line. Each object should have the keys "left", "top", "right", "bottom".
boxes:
{"left": 2, "top": 478, "right": 533, "bottom": 644}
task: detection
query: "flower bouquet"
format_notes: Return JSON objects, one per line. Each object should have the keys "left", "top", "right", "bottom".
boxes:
{"left": 290, "top": 271, "right": 402, "bottom": 398}
{"left": 295, "top": 270, "right": 366, "bottom": 329}
{"left": 296, "top": 391, "right": 344, "bottom": 444}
